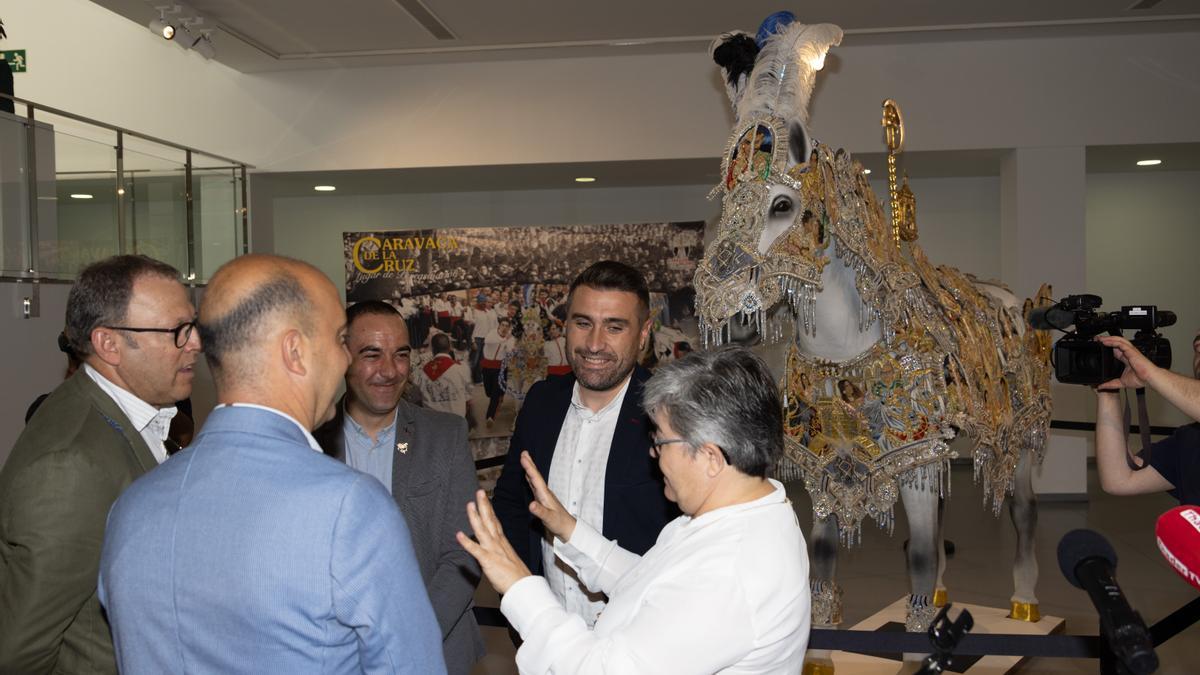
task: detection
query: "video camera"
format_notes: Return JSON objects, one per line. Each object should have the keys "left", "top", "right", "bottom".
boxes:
{"left": 1029, "top": 294, "right": 1175, "bottom": 386}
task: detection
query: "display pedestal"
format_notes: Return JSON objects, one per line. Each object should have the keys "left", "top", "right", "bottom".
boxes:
{"left": 808, "top": 596, "right": 1065, "bottom": 674}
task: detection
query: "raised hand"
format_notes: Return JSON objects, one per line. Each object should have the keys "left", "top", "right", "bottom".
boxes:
{"left": 521, "top": 451, "right": 577, "bottom": 542}
{"left": 456, "top": 489, "right": 531, "bottom": 595}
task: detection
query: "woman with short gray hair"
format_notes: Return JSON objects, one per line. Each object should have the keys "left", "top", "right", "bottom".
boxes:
{"left": 459, "top": 346, "right": 811, "bottom": 674}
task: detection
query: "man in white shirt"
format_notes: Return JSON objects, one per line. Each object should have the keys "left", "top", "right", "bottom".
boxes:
{"left": 0, "top": 255, "right": 200, "bottom": 674}
{"left": 481, "top": 317, "right": 515, "bottom": 426}
{"left": 493, "top": 261, "right": 679, "bottom": 627}
{"left": 470, "top": 294, "right": 497, "bottom": 383}
{"left": 543, "top": 320, "right": 570, "bottom": 376}
{"left": 416, "top": 333, "right": 474, "bottom": 419}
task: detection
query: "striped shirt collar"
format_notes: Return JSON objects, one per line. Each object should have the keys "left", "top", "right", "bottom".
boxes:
{"left": 83, "top": 363, "right": 177, "bottom": 463}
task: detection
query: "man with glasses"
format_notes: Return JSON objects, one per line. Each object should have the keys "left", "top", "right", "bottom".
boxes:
{"left": 0, "top": 254, "right": 200, "bottom": 674}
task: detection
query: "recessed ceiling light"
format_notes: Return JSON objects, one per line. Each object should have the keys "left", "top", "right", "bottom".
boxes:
{"left": 1136, "top": 159, "right": 1162, "bottom": 167}
{"left": 70, "top": 193, "right": 94, "bottom": 199}
{"left": 314, "top": 185, "right": 336, "bottom": 192}
{"left": 862, "top": 169, "right": 872, "bottom": 175}
{"left": 574, "top": 177, "right": 596, "bottom": 183}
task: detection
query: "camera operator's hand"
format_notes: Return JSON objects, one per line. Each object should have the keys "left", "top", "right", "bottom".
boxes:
{"left": 1095, "top": 335, "right": 1159, "bottom": 391}
{"left": 1096, "top": 333, "right": 1200, "bottom": 423}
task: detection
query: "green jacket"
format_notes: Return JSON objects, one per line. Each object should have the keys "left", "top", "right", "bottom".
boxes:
{"left": 0, "top": 369, "right": 157, "bottom": 675}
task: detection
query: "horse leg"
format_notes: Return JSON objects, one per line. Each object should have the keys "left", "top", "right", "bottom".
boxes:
{"left": 804, "top": 515, "right": 842, "bottom": 675}
{"left": 900, "top": 480, "right": 940, "bottom": 639}
{"left": 1008, "top": 449, "right": 1040, "bottom": 621}
{"left": 933, "top": 495, "right": 948, "bottom": 607}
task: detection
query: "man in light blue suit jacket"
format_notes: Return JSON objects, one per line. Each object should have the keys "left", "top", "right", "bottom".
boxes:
{"left": 99, "top": 255, "right": 445, "bottom": 674}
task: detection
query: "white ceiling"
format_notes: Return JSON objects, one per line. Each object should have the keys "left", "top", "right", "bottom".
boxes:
{"left": 92, "top": 0, "right": 1200, "bottom": 73}
{"left": 85, "top": 1, "right": 1200, "bottom": 193}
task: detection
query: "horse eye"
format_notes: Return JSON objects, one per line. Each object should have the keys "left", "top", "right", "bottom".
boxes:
{"left": 770, "top": 197, "right": 793, "bottom": 216}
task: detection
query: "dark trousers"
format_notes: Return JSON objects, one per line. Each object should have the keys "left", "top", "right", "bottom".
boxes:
{"left": 483, "top": 367, "right": 504, "bottom": 420}
{"left": 470, "top": 338, "right": 485, "bottom": 382}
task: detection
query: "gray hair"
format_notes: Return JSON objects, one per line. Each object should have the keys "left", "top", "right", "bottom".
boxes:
{"left": 641, "top": 346, "right": 782, "bottom": 477}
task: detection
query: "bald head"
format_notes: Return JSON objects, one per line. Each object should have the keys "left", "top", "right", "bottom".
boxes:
{"left": 199, "top": 256, "right": 309, "bottom": 381}
{"left": 199, "top": 255, "right": 350, "bottom": 427}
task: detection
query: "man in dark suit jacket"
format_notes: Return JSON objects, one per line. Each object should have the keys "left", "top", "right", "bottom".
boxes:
{"left": 0, "top": 255, "right": 200, "bottom": 674}
{"left": 314, "top": 300, "right": 483, "bottom": 675}
{"left": 493, "top": 261, "right": 679, "bottom": 625}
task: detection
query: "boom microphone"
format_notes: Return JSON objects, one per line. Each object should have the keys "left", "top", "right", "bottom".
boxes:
{"left": 1057, "top": 529, "right": 1158, "bottom": 675}
{"left": 1156, "top": 505, "right": 1200, "bottom": 591}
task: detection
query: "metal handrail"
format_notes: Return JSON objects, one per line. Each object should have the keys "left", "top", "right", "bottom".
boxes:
{"left": 0, "top": 92, "right": 253, "bottom": 168}
{"left": 0, "top": 92, "right": 252, "bottom": 284}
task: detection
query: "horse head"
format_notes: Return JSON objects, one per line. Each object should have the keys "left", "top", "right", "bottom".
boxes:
{"left": 695, "top": 16, "right": 842, "bottom": 342}
{"left": 696, "top": 16, "right": 899, "bottom": 361}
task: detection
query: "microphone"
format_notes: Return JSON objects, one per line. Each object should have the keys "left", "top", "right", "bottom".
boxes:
{"left": 1028, "top": 305, "right": 1076, "bottom": 331}
{"left": 1057, "top": 529, "right": 1158, "bottom": 675}
{"left": 1156, "top": 505, "right": 1200, "bottom": 591}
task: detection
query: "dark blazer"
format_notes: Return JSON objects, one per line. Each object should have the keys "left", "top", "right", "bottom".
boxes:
{"left": 493, "top": 366, "right": 679, "bottom": 576}
{"left": 313, "top": 398, "right": 483, "bottom": 675}
{"left": 0, "top": 369, "right": 158, "bottom": 674}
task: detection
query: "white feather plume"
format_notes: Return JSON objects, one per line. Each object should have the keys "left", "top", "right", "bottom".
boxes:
{"left": 735, "top": 22, "right": 843, "bottom": 127}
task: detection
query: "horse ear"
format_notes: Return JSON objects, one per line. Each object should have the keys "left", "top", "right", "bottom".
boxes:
{"left": 711, "top": 32, "right": 759, "bottom": 111}
{"left": 789, "top": 121, "right": 812, "bottom": 167}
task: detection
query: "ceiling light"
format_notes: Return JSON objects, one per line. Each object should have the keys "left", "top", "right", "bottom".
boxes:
{"left": 70, "top": 194, "right": 94, "bottom": 199}
{"left": 862, "top": 169, "right": 872, "bottom": 175}
{"left": 574, "top": 177, "right": 596, "bottom": 183}
{"left": 314, "top": 185, "right": 336, "bottom": 192}
{"left": 148, "top": 5, "right": 182, "bottom": 40}
{"left": 1136, "top": 159, "right": 1162, "bottom": 167}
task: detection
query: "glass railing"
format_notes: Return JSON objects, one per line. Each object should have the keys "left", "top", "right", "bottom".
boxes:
{"left": 0, "top": 93, "right": 250, "bottom": 283}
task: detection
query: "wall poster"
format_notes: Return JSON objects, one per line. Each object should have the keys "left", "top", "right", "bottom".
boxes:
{"left": 343, "top": 222, "right": 706, "bottom": 486}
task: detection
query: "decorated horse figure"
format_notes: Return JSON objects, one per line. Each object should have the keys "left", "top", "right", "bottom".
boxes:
{"left": 692, "top": 12, "right": 1055, "bottom": 648}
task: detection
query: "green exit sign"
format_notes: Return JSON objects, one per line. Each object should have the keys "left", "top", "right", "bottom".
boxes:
{"left": 1, "top": 50, "right": 27, "bottom": 73}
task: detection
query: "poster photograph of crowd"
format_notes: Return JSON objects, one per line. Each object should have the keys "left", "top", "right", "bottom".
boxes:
{"left": 342, "top": 222, "right": 706, "bottom": 450}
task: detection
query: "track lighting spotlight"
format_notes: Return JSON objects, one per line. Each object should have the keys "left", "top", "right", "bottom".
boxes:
{"left": 148, "top": 5, "right": 180, "bottom": 40}
{"left": 148, "top": 5, "right": 217, "bottom": 59}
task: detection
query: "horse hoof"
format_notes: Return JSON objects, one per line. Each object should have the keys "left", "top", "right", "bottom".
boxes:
{"left": 802, "top": 660, "right": 836, "bottom": 675}
{"left": 1008, "top": 601, "right": 1041, "bottom": 622}
{"left": 933, "top": 587, "right": 948, "bottom": 607}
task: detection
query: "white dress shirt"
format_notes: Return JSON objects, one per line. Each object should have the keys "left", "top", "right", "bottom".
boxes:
{"left": 84, "top": 364, "right": 177, "bottom": 464}
{"left": 542, "top": 377, "right": 631, "bottom": 627}
{"left": 472, "top": 308, "right": 498, "bottom": 341}
{"left": 503, "top": 480, "right": 811, "bottom": 674}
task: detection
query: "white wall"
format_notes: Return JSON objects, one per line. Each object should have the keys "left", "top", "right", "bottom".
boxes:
{"left": 1086, "top": 171, "right": 1200, "bottom": 429}
{"left": 4, "top": 0, "right": 1200, "bottom": 172}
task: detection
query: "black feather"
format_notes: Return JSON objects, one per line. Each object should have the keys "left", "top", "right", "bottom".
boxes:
{"left": 712, "top": 34, "right": 759, "bottom": 87}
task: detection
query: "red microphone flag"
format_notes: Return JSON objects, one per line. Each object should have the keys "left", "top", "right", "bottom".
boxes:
{"left": 1156, "top": 505, "right": 1200, "bottom": 591}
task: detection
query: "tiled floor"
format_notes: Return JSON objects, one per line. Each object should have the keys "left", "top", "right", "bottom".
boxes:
{"left": 471, "top": 463, "right": 1197, "bottom": 674}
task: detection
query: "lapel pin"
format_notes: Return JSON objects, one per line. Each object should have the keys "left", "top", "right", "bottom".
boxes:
{"left": 396, "top": 442, "right": 409, "bottom": 454}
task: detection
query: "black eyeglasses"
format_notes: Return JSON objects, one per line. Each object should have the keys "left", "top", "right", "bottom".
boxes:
{"left": 650, "top": 437, "right": 733, "bottom": 465}
{"left": 649, "top": 438, "right": 687, "bottom": 458}
{"left": 105, "top": 321, "right": 197, "bottom": 348}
